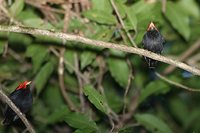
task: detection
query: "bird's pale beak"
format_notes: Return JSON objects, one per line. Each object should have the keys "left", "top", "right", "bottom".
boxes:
{"left": 147, "top": 22, "right": 157, "bottom": 31}
{"left": 27, "top": 81, "right": 32, "bottom": 85}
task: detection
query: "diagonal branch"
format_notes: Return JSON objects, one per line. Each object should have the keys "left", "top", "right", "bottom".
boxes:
{"left": 0, "top": 25, "right": 200, "bottom": 76}
{"left": 164, "top": 39, "right": 200, "bottom": 74}
{"left": 0, "top": 89, "right": 35, "bottom": 133}
{"left": 155, "top": 72, "right": 200, "bottom": 92}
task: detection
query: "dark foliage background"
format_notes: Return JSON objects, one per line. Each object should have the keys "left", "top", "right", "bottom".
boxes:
{"left": 0, "top": 0, "right": 200, "bottom": 133}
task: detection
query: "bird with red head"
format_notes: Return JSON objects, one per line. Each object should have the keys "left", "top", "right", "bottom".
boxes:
{"left": 2, "top": 81, "right": 33, "bottom": 125}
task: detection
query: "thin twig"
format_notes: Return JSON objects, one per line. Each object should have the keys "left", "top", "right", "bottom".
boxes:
{"left": 0, "top": 89, "right": 35, "bottom": 133}
{"left": 74, "top": 53, "right": 85, "bottom": 112}
{"left": 115, "top": 90, "right": 139, "bottom": 131}
{"left": 187, "top": 53, "right": 200, "bottom": 68}
{"left": 95, "top": 57, "right": 121, "bottom": 129}
{"left": 79, "top": 0, "right": 91, "bottom": 11}
{"left": 0, "top": 3, "right": 22, "bottom": 25}
{"left": 155, "top": 72, "right": 200, "bottom": 92}
{"left": 108, "top": 115, "right": 115, "bottom": 133}
{"left": 0, "top": 25, "right": 200, "bottom": 76}
{"left": 58, "top": 48, "right": 79, "bottom": 111}
{"left": 63, "top": 2, "right": 71, "bottom": 33}
{"left": 64, "top": 1, "right": 84, "bottom": 112}
{"left": 96, "top": 56, "right": 106, "bottom": 93}
{"left": 164, "top": 39, "right": 200, "bottom": 74}
{"left": 118, "top": 27, "right": 129, "bottom": 45}
{"left": 123, "top": 59, "right": 133, "bottom": 115}
{"left": 58, "top": 1, "right": 79, "bottom": 112}
{"left": 162, "top": 0, "right": 167, "bottom": 13}
{"left": 110, "top": 0, "right": 137, "bottom": 47}
{"left": 74, "top": 0, "right": 80, "bottom": 14}
{"left": 8, "top": 48, "right": 25, "bottom": 63}
{"left": 0, "top": 2, "right": 10, "bottom": 19}
{"left": 49, "top": 47, "right": 86, "bottom": 81}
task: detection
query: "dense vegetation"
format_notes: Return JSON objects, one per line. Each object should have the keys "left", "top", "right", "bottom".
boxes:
{"left": 0, "top": 0, "right": 200, "bottom": 132}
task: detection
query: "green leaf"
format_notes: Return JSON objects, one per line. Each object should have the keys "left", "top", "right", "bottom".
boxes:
{"left": 114, "top": 0, "right": 126, "bottom": 18}
{"left": 35, "top": 60, "right": 55, "bottom": 95}
{"left": 135, "top": 114, "right": 173, "bottom": 133}
{"left": 109, "top": 49, "right": 126, "bottom": 57}
{"left": 133, "top": 72, "right": 147, "bottom": 88}
{"left": 139, "top": 81, "right": 170, "bottom": 104}
{"left": 31, "top": 100, "right": 50, "bottom": 124}
{"left": 0, "top": 64, "right": 13, "bottom": 80}
{"left": 8, "top": 33, "right": 32, "bottom": 46}
{"left": 169, "top": 98, "right": 188, "bottom": 125}
{"left": 26, "top": 45, "right": 37, "bottom": 57}
{"left": 90, "top": 26, "right": 113, "bottom": 42}
{"left": 107, "top": 58, "right": 130, "bottom": 88}
{"left": 83, "top": 85, "right": 107, "bottom": 113}
{"left": 64, "top": 73, "right": 79, "bottom": 92}
{"left": 83, "top": 9, "right": 116, "bottom": 25}
{"left": 64, "top": 50, "right": 75, "bottom": 73}
{"left": 103, "top": 78, "right": 123, "bottom": 113}
{"left": 0, "top": 32, "right": 8, "bottom": 38}
{"left": 64, "top": 112, "right": 97, "bottom": 131}
{"left": 22, "top": 18, "right": 55, "bottom": 29}
{"left": 91, "top": 0, "right": 112, "bottom": 13}
{"left": 68, "top": 18, "right": 86, "bottom": 31}
{"left": 125, "top": 9, "right": 137, "bottom": 31}
{"left": 0, "top": 41, "right": 5, "bottom": 54}
{"left": 18, "top": 8, "right": 40, "bottom": 20}
{"left": 178, "top": 0, "right": 200, "bottom": 19}
{"left": 9, "top": 0, "right": 24, "bottom": 17}
{"left": 165, "top": 1, "right": 190, "bottom": 40}
{"left": 81, "top": 51, "right": 96, "bottom": 70}
{"left": 74, "top": 128, "right": 95, "bottom": 133}
{"left": 26, "top": 45, "right": 49, "bottom": 73}
{"left": 18, "top": 9, "right": 54, "bottom": 29}
{"left": 105, "top": 87, "right": 123, "bottom": 113}
{"left": 128, "top": 0, "right": 153, "bottom": 15}
{"left": 34, "top": 35, "right": 62, "bottom": 44}
{"left": 23, "top": 18, "right": 44, "bottom": 27}
{"left": 115, "top": 0, "right": 137, "bottom": 30}
{"left": 184, "top": 109, "right": 200, "bottom": 130}
{"left": 48, "top": 106, "right": 69, "bottom": 124}
{"left": 119, "top": 125, "right": 134, "bottom": 133}
{"left": 43, "top": 85, "right": 65, "bottom": 111}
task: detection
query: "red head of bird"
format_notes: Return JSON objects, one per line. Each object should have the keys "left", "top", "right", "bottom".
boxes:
{"left": 16, "top": 81, "right": 31, "bottom": 90}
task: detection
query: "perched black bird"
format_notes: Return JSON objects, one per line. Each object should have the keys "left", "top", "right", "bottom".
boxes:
{"left": 142, "top": 22, "right": 164, "bottom": 68}
{"left": 2, "top": 81, "right": 33, "bottom": 125}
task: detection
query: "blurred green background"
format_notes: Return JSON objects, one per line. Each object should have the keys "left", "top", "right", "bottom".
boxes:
{"left": 0, "top": 0, "right": 200, "bottom": 133}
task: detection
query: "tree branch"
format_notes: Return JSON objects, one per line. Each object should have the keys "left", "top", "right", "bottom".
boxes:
{"left": 155, "top": 72, "right": 200, "bottom": 92}
{"left": 0, "top": 89, "right": 35, "bottom": 133}
{"left": 164, "top": 39, "right": 200, "bottom": 74}
{"left": 0, "top": 25, "right": 200, "bottom": 76}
